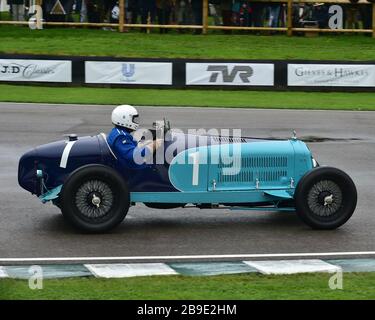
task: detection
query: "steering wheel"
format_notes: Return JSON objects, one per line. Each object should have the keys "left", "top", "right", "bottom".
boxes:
{"left": 151, "top": 118, "right": 171, "bottom": 141}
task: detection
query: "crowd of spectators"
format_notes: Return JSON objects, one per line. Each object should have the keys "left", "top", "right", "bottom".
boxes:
{"left": 1, "top": 0, "right": 373, "bottom": 32}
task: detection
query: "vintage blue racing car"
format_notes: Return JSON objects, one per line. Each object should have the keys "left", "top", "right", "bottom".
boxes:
{"left": 18, "top": 119, "right": 357, "bottom": 233}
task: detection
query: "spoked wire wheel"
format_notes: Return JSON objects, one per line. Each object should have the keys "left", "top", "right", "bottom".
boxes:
{"left": 75, "top": 180, "right": 114, "bottom": 220}
{"left": 61, "top": 165, "right": 129, "bottom": 233}
{"left": 294, "top": 167, "right": 357, "bottom": 230}
{"left": 307, "top": 180, "right": 343, "bottom": 217}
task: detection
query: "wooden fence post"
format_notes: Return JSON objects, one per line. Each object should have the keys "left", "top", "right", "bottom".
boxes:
{"left": 287, "top": 0, "right": 293, "bottom": 36}
{"left": 203, "top": 0, "right": 209, "bottom": 34}
{"left": 119, "top": 0, "right": 125, "bottom": 33}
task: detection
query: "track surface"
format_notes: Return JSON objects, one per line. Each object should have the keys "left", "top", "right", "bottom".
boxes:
{"left": 0, "top": 103, "right": 374, "bottom": 260}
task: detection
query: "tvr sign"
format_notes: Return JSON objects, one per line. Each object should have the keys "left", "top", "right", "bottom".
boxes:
{"left": 207, "top": 65, "right": 254, "bottom": 83}
{"left": 186, "top": 63, "right": 274, "bottom": 86}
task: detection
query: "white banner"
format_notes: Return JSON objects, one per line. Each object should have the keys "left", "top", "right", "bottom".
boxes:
{"left": 186, "top": 63, "right": 274, "bottom": 86}
{"left": 85, "top": 61, "right": 173, "bottom": 85}
{"left": 288, "top": 64, "right": 375, "bottom": 87}
{"left": 0, "top": 59, "right": 72, "bottom": 83}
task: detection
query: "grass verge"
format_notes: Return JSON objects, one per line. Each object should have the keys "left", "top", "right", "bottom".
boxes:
{"left": 0, "top": 84, "right": 374, "bottom": 110}
{"left": 1, "top": 272, "right": 375, "bottom": 300}
{"left": 0, "top": 26, "right": 374, "bottom": 60}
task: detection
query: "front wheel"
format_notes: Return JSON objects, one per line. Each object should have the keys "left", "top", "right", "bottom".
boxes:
{"left": 60, "top": 165, "right": 129, "bottom": 233}
{"left": 294, "top": 167, "right": 357, "bottom": 230}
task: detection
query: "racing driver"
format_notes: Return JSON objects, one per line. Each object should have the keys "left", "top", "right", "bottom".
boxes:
{"left": 107, "top": 105, "right": 163, "bottom": 169}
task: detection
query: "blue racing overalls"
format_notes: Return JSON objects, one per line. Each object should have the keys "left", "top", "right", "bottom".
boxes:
{"left": 107, "top": 127, "right": 150, "bottom": 169}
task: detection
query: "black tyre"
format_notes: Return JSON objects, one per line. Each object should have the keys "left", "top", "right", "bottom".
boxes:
{"left": 294, "top": 166, "right": 357, "bottom": 230}
{"left": 60, "top": 164, "right": 129, "bottom": 233}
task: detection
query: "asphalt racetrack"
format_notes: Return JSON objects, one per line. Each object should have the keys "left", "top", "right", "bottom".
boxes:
{"left": 1, "top": 103, "right": 374, "bottom": 261}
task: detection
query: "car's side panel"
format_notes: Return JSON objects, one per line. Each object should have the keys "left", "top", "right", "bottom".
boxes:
{"left": 130, "top": 189, "right": 294, "bottom": 204}
{"left": 154, "top": 140, "right": 308, "bottom": 205}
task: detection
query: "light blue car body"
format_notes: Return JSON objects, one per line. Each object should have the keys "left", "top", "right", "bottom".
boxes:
{"left": 131, "top": 139, "right": 313, "bottom": 208}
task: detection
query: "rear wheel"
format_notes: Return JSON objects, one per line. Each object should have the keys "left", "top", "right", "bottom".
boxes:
{"left": 294, "top": 167, "right": 357, "bottom": 230}
{"left": 60, "top": 165, "right": 129, "bottom": 233}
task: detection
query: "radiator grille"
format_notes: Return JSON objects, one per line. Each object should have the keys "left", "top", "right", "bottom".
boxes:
{"left": 242, "top": 156, "right": 288, "bottom": 168}
{"left": 218, "top": 156, "right": 288, "bottom": 169}
{"left": 218, "top": 170, "right": 288, "bottom": 183}
{"left": 217, "top": 156, "right": 289, "bottom": 183}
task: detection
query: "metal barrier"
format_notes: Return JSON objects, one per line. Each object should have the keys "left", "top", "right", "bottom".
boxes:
{"left": 0, "top": 0, "right": 374, "bottom": 37}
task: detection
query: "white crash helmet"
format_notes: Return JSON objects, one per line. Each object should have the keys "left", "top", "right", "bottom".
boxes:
{"left": 111, "top": 105, "right": 139, "bottom": 130}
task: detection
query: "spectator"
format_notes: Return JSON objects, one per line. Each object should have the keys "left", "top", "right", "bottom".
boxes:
{"left": 156, "top": 0, "right": 173, "bottom": 33}
{"left": 359, "top": 3, "right": 372, "bottom": 30}
{"left": 266, "top": 3, "right": 281, "bottom": 28}
{"left": 174, "top": 0, "right": 192, "bottom": 27}
{"left": 103, "top": 0, "right": 116, "bottom": 24}
{"left": 232, "top": 1, "right": 251, "bottom": 27}
{"left": 140, "top": 0, "right": 157, "bottom": 25}
{"left": 251, "top": 2, "right": 265, "bottom": 28}
{"left": 99, "top": 0, "right": 122, "bottom": 30}
{"left": 209, "top": 0, "right": 221, "bottom": 26}
{"left": 8, "top": 0, "right": 24, "bottom": 21}
{"left": 109, "top": 1, "right": 121, "bottom": 24}
{"left": 345, "top": 0, "right": 360, "bottom": 29}
{"left": 86, "top": 0, "right": 103, "bottom": 23}
{"left": 128, "top": 0, "right": 139, "bottom": 23}
{"left": 191, "top": 0, "right": 203, "bottom": 33}
{"left": 221, "top": 0, "right": 233, "bottom": 27}
{"left": 279, "top": 3, "right": 286, "bottom": 27}
{"left": 74, "top": 0, "right": 82, "bottom": 13}
{"left": 65, "top": 0, "right": 75, "bottom": 22}
{"left": 313, "top": 3, "right": 329, "bottom": 29}
{"left": 80, "top": 0, "right": 87, "bottom": 22}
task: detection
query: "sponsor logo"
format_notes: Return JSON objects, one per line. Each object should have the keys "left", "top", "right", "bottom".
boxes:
{"left": 294, "top": 67, "right": 369, "bottom": 83}
{"left": 86, "top": 61, "right": 172, "bottom": 85}
{"left": 186, "top": 63, "right": 274, "bottom": 86}
{"left": 207, "top": 65, "right": 254, "bottom": 83}
{"left": 288, "top": 64, "right": 375, "bottom": 87}
{"left": 122, "top": 63, "right": 136, "bottom": 82}
{"left": 0, "top": 63, "right": 56, "bottom": 79}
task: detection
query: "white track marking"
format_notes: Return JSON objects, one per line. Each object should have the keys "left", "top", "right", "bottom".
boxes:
{"left": 59, "top": 141, "right": 77, "bottom": 169}
{"left": 1, "top": 251, "right": 375, "bottom": 263}
{"left": 85, "top": 263, "right": 178, "bottom": 278}
{"left": 0, "top": 266, "right": 9, "bottom": 278}
{"left": 244, "top": 259, "right": 341, "bottom": 275}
